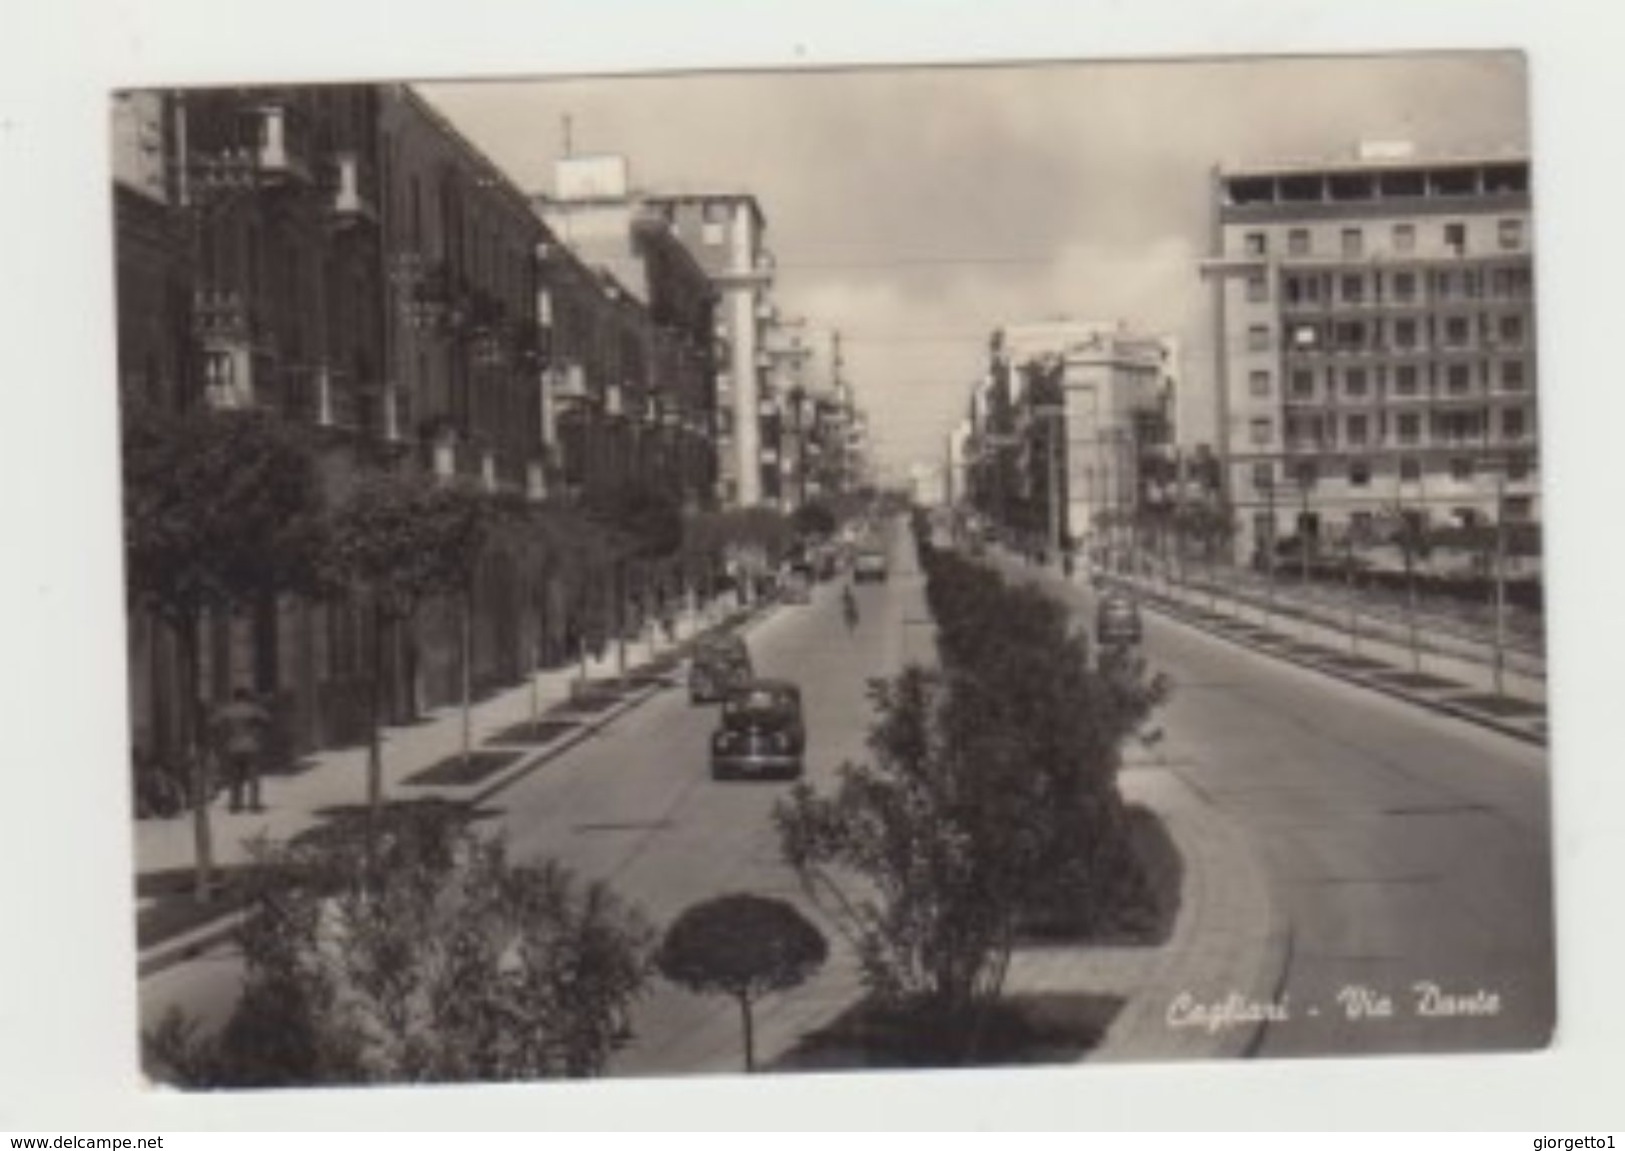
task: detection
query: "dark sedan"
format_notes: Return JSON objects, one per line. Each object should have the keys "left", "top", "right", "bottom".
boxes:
{"left": 1096, "top": 592, "right": 1143, "bottom": 646}
{"left": 710, "top": 680, "right": 805, "bottom": 781}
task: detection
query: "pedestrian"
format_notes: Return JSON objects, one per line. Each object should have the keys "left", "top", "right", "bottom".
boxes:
{"left": 211, "top": 687, "right": 271, "bottom": 813}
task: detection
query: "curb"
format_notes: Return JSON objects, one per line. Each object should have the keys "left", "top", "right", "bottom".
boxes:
{"left": 1139, "top": 592, "right": 1547, "bottom": 749}
{"left": 1084, "top": 770, "right": 1294, "bottom": 1063}
{"left": 136, "top": 606, "right": 777, "bottom": 980}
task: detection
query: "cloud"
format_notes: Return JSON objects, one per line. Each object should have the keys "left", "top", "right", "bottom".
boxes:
{"left": 419, "top": 53, "right": 1527, "bottom": 476}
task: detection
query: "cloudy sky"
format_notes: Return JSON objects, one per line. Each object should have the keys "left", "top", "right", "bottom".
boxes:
{"left": 420, "top": 52, "right": 1527, "bottom": 480}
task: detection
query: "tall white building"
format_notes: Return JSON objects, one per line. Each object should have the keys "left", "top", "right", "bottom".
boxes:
{"left": 1203, "top": 142, "right": 1537, "bottom": 561}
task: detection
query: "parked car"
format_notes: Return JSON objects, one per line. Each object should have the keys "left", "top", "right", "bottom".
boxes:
{"left": 1095, "top": 592, "right": 1143, "bottom": 646}
{"left": 689, "top": 634, "right": 753, "bottom": 704}
{"left": 710, "top": 679, "right": 806, "bottom": 780}
{"left": 781, "top": 568, "right": 813, "bottom": 604}
{"left": 853, "top": 547, "right": 889, "bottom": 584}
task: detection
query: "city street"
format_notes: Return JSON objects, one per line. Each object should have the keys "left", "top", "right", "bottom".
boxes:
{"left": 139, "top": 522, "right": 931, "bottom": 1076}
{"left": 998, "top": 557, "right": 1555, "bottom": 1056}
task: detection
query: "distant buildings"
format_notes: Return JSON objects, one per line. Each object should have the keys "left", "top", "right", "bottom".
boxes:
{"left": 959, "top": 319, "right": 1185, "bottom": 564}
{"left": 1204, "top": 141, "right": 1537, "bottom": 562}
{"left": 113, "top": 85, "right": 858, "bottom": 769}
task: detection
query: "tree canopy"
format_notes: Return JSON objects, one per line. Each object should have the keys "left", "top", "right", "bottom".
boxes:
{"left": 122, "top": 400, "right": 326, "bottom": 624}
{"left": 144, "top": 816, "right": 654, "bottom": 1086}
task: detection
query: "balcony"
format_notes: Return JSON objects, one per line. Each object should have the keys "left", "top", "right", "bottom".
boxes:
{"left": 193, "top": 288, "right": 251, "bottom": 342}
{"left": 252, "top": 102, "right": 313, "bottom": 186}
{"left": 552, "top": 362, "right": 591, "bottom": 403}
{"left": 328, "top": 153, "right": 377, "bottom": 225}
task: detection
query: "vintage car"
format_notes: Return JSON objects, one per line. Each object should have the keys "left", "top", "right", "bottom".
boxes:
{"left": 852, "top": 547, "right": 889, "bottom": 583}
{"left": 710, "top": 679, "right": 806, "bottom": 781}
{"left": 688, "top": 634, "right": 754, "bottom": 704}
{"left": 1095, "top": 591, "right": 1143, "bottom": 646}
{"left": 780, "top": 568, "right": 813, "bottom": 604}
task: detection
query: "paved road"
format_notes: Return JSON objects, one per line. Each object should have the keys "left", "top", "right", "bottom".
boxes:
{"left": 138, "top": 522, "right": 926, "bottom": 1077}
{"left": 999, "top": 557, "right": 1555, "bottom": 1058}
{"left": 496, "top": 523, "right": 926, "bottom": 1074}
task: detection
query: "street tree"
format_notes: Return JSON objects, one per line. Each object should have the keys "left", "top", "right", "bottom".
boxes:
{"left": 144, "top": 815, "right": 653, "bottom": 1086}
{"left": 324, "top": 472, "right": 492, "bottom": 855}
{"left": 775, "top": 552, "right": 1166, "bottom": 1058}
{"left": 655, "top": 893, "right": 828, "bottom": 1072}
{"left": 1377, "top": 500, "right": 1434, "bottom": 672}
{"left": 122, "top": 399, "right": 325, "bottom": 902}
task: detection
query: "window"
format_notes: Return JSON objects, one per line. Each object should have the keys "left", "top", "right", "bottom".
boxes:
{"left": 1347, "top": 414, "right": 1369, "bottom": 445}
{"left": 1498, "top": 314, "right": 1525, "bottom": 346}
{"left": 1444, "top": 317, "right": 1471, "bottom": 347}
{"left": 1398, "top": 413, "right": 1421, "bottom": 444}
{"left": 1447, "top": 363, "right": 1473, "bottom": 394}
{"left": 1394, "top": 318, "right": 1419, "bottom": 349}
{"left": 1498, "top": 218, "right": 1525, "bottom": 250}
{"left": 1400, "top": 456, "right": 1422, "bottom": 482}
{"left": 1341, "top": 228, "right": 1364, "bottom": 258}
{"left": 1291, "top": 369, "right": 1314, "bottom": 399}
{"left": 702, "top": 201, "right": 731, "bottom": 223}
{"left": 1249, "top": 370, "right": 1271, "bottom": 397}
{"left": 1341, "top": 274, "right": 1365, "bottom": 304}
{"left": 1394, "top": 364, "right": 1420, "bottom": 396}
{"left": 1444, "top": 221, "right": 1467, "bottom": 254}
{"left": 1504, "top": 495, "right": 1533, "bottom": 521}
{"left": 1288, "top": 229, "right": 1310, "bottom": 256}
{"left": 1334, "top": 321, "right": 1367, "bottom": 350}
{"left": 1349, "top": 459, "right": 1371, "bottom": 486}
{"left": 1250, "top": 418, "right": 1273, "bottom": 446}
{"left": 1246, "top": 273, "right": 1269, "bottom": 303}
{"left": 1247, "top": 325, "right": 1271, "bottom": 352}
{"left": 1450, "top": 457, "right": 1475, "bottom": 482}
{"left": 1351, "top": 510, "right": 1375, "bottom": 537}
{"left": 1244, "top": 231, "right": 1268, "bottom": 257}
{"left": 1393, "top": 272, "right": 1417, "bottom": 303}
{"left": 1295, "top": 460, "right": 1318, "bottom": 487}
{"left": 1507, "top": 453, "right": 1532, "bottom": 481}
{"left": 1252, "top": 461, "right": 1275, "bottom": 489}
{"left": 1393, "top": 223, "right": 1416, "bottom": 253}
{"left": 1501, "top": 360, "right": 1527, "bottom": 390}
{"left": 1502, "top": 408, "right": 1527, "bottom": 440}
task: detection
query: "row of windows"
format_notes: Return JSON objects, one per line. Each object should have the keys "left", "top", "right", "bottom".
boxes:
{"left": 1250, "top": 357, "right": 1529, "bottom": 398}
{"left": 1276, "top": 407, "right": 1530, "bottom": 446}
{"left": 1249, "top": 312, "right": 1532, "bottom": 354}
{"left": 1257, "top": 265, "right": 1535, "bottom": 307}
{"left": 1251, "top": 452, "right": 1534, "bottom": 489}
{"left": 1244, "top": 218, "right": 1524, "bottom": 259}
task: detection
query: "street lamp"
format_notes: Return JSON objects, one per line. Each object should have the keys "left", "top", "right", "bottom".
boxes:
{"left": 1482, "top": 457, "right": 1510, "bottom": 697}
{"left": 1032, "top": 403, "right": 1066, "bottom": 573}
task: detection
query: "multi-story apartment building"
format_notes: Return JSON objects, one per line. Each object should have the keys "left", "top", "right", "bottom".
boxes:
{"left": 118, "top": 87, "right": 725, "bottom": 769}
{"left": 530, "top": 155, "right": 720, "bottom": 513}
{"left": 643, "top": 191, "right": 777, "bottom": 508}
{"left": 972, "top": 319, "right": 1179, "bottom": 560}
{"left": 1205, "top": 142, "right": 1537, "bottom": 563}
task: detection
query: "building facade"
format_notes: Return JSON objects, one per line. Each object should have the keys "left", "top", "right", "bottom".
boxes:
{"left": 966, "top": 320, "right": 1178, "bottom": 561}
{"left": 1205, "top": 143, "right": 1537, "bottom": 563}
{"left": 643, "top": 192, "right": 777, "bottom": 508}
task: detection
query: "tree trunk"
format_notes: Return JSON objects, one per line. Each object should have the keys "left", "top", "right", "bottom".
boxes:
{"left": 461, "top": 585, "right": 474, "bottom": 768}
{"left": 738, "top": 993, "right": 756, "bottom": 1073}
{"left": 366, "top": 601, "right": 386, "bottom": 869}
{"left": 179, "top": 613, "right": 215, "bottom": 904}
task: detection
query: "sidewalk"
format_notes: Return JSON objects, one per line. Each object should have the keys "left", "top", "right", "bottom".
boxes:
{"left": 134, "top": 593, "right": 773, "bottom": 976}
{"left": 1007, "top": 552, "right": 1547, "bottom": 747}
